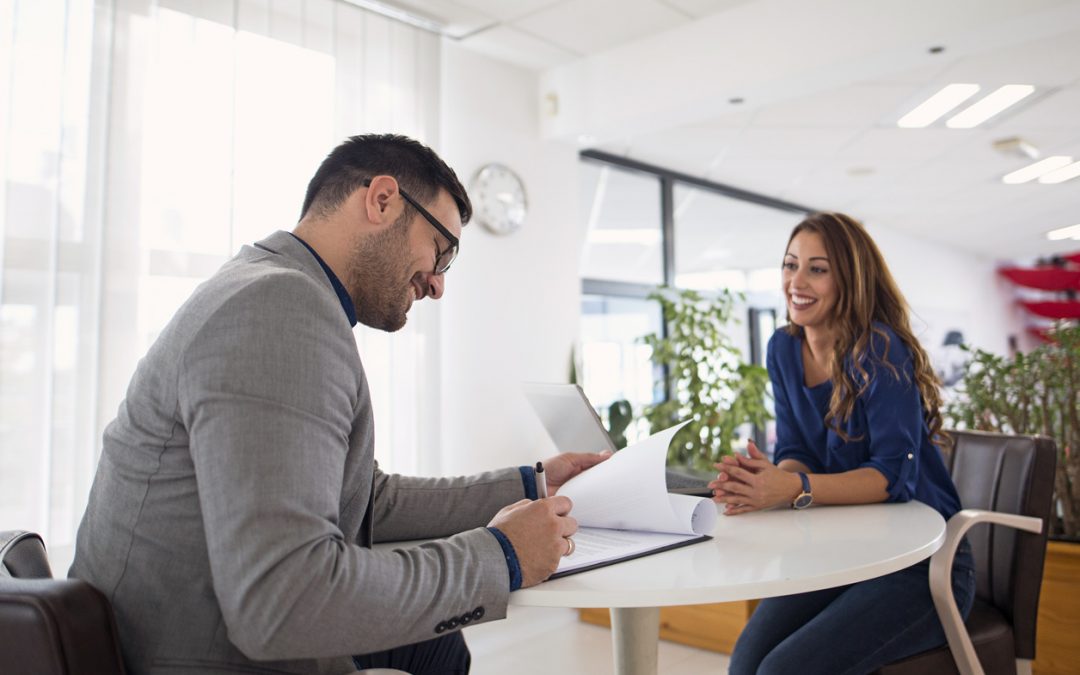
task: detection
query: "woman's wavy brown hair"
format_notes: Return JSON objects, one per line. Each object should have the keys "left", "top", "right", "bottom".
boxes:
{"left": 784, "top": 212, "right": 947, "bottom": 447}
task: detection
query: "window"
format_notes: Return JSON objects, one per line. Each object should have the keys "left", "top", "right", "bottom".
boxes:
{"left": 579, "top": 150, "right": 812, "bottom": 453}
{"left": 0, "top": 0, "right": 441, "bottom": 563}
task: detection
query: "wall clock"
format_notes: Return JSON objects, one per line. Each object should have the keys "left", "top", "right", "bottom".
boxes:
{"left": 470, "top": 163, "right": 527, "bottom": 235}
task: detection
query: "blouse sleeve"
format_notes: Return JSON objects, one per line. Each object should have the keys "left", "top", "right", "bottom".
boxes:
{"left": 858, "top": 331, "right": 922, "bottom": 502}
{"left": 768, "top": 332, "right": 824, "bottom": 473}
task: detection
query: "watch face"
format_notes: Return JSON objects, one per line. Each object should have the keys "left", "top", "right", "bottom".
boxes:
{"left": 470, "top": 164, "right": 527, "bottom": 235}
{"left": 794, "top": 494, "right": 813, "bottom": 509}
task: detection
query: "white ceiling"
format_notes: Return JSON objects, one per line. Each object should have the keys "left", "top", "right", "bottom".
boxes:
{"left": 388, "top": 0, "right": 1080, "bottom": 262}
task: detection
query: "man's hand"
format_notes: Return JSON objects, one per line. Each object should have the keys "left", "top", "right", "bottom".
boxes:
{"left": 709, "top": 439, "right": 801, "bottom": 515}
{"left": 487, "top": 496, "right": 577, "bottom": 587}
{"left": 542, "top": 450, "right": 612, "bottom": 494}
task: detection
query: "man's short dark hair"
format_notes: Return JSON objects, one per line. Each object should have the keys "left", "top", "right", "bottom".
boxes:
{"left": 300, "top": 134, "right": 472, "bottom": 225}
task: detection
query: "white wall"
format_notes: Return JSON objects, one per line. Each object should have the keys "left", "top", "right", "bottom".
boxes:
{"left": 437, "top": 43, "right": 581, "bottom": 475}
{"left": 868, "top": 223, "right": 1022, "bottom": 355}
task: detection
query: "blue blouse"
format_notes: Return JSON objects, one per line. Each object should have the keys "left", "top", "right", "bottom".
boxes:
{"left": 767, "top": 324, "right": 961, "bottom": 520}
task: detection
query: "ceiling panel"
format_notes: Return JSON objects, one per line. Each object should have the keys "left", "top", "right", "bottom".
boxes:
{"left": 751, "top": 83, "right": 922, "bottom": 128}
{"left": 833, "top": 127, "right": 972, "bottom": 162}
{"left": 936, "top": 29, "right": 1080, "bottom": 88}
{"left": 722, "top": 127, "right": 865, "bottom": 161}
{"left": 458, "top": 24, "right": 578, "bottom": 69}
{"left": 451, "top": 0, "right": 564, "bottom": 22}
{"left": 513, "top": 0, "right": 688, "bottom": 54}
{"left": 663, "top": 0, "right": 756, "bottom": 18}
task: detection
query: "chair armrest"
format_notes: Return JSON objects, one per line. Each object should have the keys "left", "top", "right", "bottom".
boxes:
{"left": 929, "top": 509, "right": 1043, "bottom": 675}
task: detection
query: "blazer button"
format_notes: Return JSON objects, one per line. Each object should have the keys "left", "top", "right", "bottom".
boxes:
{"left": 448, "top": 617, "right": 460, "bottom": 629}
{"left": 471, "top": 607, "right": 485, "bottom": 620}
{"left": 460, "top": 613, "right": 472, "bottom": 625}
{"left": 435, "top": 621, "right": 447, "bottom": 634}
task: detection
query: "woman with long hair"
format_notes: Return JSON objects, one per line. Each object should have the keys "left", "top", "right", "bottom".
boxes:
{"left": 712, "top": 212, "right": 975, "bottom": 674}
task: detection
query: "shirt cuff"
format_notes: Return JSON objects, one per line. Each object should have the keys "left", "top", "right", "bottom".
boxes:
{"left": 487, "top": 527, "right": 523, "bottom": 591}
{"left": 519, "top": 466, "right": 538, "bottom": 500}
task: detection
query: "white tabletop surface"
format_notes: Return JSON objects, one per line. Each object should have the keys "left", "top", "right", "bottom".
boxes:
{"left": 510, "top": 501, "right": 945, "bottom": 609}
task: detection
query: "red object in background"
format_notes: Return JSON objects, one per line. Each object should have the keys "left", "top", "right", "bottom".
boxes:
{"left": 999, "top": 267, "right": 1080, "bottom": 291}
{"left": 1066, "top": 252, "right": 1080, "bottom": 265}
{"left": 1019, "top": 301, "right": 1080, "bottom": 319}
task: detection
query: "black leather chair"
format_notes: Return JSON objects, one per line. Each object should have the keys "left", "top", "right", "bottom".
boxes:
{"left": 0, "top": 530, "right": 127, "bottom": 674}
{"left": 876, "top": 430, "right": 1057, "bottom": 675}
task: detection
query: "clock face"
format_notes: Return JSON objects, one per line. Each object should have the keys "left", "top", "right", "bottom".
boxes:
{"left": 470, "top": 164, "right": 527, "bottom": 235}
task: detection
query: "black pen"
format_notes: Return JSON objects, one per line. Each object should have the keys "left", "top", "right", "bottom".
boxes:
{"left": 535, "top": 461, "right": 548, "bottom": 499}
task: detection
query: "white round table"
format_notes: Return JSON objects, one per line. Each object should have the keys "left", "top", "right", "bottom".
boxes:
{"left": 510, "top": 501, "right": 945, "bottom": 675}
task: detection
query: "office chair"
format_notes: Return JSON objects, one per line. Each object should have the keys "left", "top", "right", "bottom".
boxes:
{"left": 0, "top": 530, "right": 128, "bottom": 674}
{"left": 875, "top": 430, "right": 1057, "bottom": 675}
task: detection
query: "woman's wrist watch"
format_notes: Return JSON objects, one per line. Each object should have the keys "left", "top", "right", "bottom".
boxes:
{"left": 792, "top": 472, "right": 813, "bottom": 509}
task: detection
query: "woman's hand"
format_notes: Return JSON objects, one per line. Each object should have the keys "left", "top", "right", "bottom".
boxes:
{"left": 710, "top": 440, "right": 802, "bottom": 515}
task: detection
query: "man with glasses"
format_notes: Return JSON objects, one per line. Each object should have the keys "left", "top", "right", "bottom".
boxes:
{"left": 70, "top": 134, "right": 605, "bottom": 675}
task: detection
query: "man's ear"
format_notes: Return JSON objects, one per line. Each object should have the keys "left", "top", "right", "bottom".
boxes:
{"left": 362, "top": 175, "right": 403, "bottom": 226}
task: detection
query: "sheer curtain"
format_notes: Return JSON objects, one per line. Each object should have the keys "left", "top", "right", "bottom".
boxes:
{"left": 0, "top": 0, "right": 443, "bottom": 561}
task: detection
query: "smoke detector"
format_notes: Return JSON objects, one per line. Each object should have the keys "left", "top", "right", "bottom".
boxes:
{"left": 992, "top": 137, "right": 1040, "bottom": 160}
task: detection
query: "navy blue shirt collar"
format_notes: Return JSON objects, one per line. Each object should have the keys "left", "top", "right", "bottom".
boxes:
{"left": 288, "top": 233, "right": 358, "bottom": 327}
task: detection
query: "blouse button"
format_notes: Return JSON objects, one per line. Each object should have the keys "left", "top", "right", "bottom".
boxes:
{"left": 907, "top": 453, "right": 914, "bottom": 460}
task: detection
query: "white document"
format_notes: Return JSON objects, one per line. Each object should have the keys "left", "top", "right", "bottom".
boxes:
{"left": 552, "top": 421, "right": 717, "bottom": 577}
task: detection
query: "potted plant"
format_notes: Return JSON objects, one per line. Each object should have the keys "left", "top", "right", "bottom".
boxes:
{"left": 640, "top": 287, "right": 772, "bottom": 473}
{"left": 943, "top": 322, "right": 1078, "bottom": 537}
{"left": 943, "top": 321, "right": 1079, "bottom": 675}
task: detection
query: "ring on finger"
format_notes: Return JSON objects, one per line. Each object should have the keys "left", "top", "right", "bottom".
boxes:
{"left": 563, "top": 536, "right": 575, "bottom": 557}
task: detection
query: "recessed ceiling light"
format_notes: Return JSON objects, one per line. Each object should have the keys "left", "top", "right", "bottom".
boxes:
{"left": 946, "top": 84, "right": 1035, "bottom": 129}
{"left": 1002, "top": 156, "right": 1073, "bottom": 184}
{"left": 1037, "top": 160, "right": 1080, "bottom": 184}
{"left": 1046, "top": 223, "right": 1080, "bottom": 241}
{"left": 897, "top": 84, "right": 980, "bottom": 128}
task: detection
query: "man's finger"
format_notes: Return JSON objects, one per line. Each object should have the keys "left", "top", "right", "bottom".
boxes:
{"left": 560, "top": 515, "right": 578, "bottom": 538}
{"left": 545, "top": 494, "right": 574, "bottom": 515}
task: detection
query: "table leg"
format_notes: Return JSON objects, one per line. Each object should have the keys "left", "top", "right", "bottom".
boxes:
{"left": 610, "top": 607, "right": 660, "bottom": 675}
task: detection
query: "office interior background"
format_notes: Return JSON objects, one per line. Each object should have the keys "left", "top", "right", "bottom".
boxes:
{"left": 2, "top": 0, "right": 1079, "bottom": 671}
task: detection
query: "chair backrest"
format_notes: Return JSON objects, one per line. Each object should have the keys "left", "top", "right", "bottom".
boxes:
{"left": 0, "top": 530, "right": 127, "bottom": 675}
{"left": 941, "top": 430, "right": 1057, "bottom": 660}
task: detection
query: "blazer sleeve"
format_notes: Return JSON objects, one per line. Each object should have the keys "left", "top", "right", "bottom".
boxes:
{"left": 179, "top": 273, "right": 512, "bottom": 660}
{"left": 857, "top": 331, "right": 922, "bottom": 502}
{"left": 371, "top": 465, "right": 526, "bottom": 542}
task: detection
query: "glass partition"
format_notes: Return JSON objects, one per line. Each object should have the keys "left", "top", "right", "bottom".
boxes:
{"left": 579, "top": 163, "right": 664, "bottom": 285}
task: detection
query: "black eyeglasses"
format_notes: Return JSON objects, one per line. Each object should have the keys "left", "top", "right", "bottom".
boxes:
{"left": 363, "top": 178, "right": 459, "bottom": 274}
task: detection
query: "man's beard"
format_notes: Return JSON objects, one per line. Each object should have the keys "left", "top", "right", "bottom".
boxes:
{"left": 346, "top": 214, "right": 415, "bottom": 332}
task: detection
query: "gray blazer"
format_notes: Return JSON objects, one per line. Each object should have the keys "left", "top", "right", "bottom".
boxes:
{"left": 70, "top": 231, "right": 526, "bottom": 675}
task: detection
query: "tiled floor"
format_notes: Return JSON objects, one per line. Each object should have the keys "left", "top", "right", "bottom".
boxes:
{"left": 466, "top": 606, "right": 730, "bottom": 675}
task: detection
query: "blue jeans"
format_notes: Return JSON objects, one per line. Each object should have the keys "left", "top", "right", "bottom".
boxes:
{"left": 729, "top": 539, "right": 975, "bottom": 675}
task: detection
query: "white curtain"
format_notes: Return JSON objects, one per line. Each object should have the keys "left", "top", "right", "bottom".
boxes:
{"left": 0, "top": 0, "right": 443, "bottom": 559}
